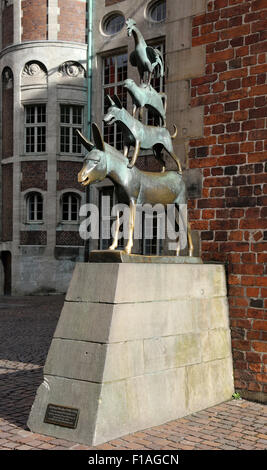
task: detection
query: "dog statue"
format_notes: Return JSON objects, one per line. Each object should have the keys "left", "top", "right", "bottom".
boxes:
{"left": 103, "top": 94, "right": 182, "bottom": 173}
{"left": 123, "top": 78, "right": 167, "bottom": 126}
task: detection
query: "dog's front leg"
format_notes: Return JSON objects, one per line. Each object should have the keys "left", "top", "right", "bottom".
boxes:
{"left": 127, "top": 140, "right": 140, "bottom": 168}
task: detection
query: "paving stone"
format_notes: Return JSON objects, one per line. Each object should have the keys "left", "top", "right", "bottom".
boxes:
{"left": 0, "top": 294, "right": 266, "bottom": 451}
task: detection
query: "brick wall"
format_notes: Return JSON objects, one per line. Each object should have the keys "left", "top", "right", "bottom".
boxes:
{"left": 2, "top": 4, "right": 14, "bottom": 48}
{"left": 56, "top": 231, "right": 83, "bottom": 246}
{"left": 57, "top": 161, "right": 84, "bottom": 191}
{"left": 2, "top": 164, "right": 13, "bottom": 242}
{"left": 21, "top": 0, "right": 47, "bottom": 41}
{"left": 58, "top": 0, "right": 86, "bottom": 43}
{"left": 20, "top": 231, "right": 47, "bottom": 245}
{"left": 21, "top": 161, "right": 47, "bottom": 192}
{"left": 189, "top": 0, "right": 267, "bottom": 401}
{"left": 2, "top": 68, "right": 13, "bottom": 159}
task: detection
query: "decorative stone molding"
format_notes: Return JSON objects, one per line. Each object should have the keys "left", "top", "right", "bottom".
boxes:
{"left": 22, "top": 61, "right": 47, "bottom": 78}
{"left": 2, "top": 67, "right": 13, "bottom": 89}
{"left": 58, "top": 61, "right": 85, "bottom": 78}
{"left": 2, "top": 0, "right": 13, "bottom": 10}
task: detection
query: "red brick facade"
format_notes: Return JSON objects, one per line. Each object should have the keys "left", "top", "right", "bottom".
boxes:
{"left": 21, "top": 161, "right": 47, "bottom": 192}
{"left": 21, "top": 0, "right": 47, "bottom": 41}
{"left": 20, "top": 231, "right": 47, "bottom": 245}
{"left": 2, "top": 4, "right": 13, "bottom": 48}
{"left": 56, "top": 231, "right": 83, "bottom": 246}
{"left": 189, "top": 0, "right": 267, "bottom": 399}
{"left": 57, "top": 161, "right": 84, "bottom": 191}
{"left": 2, "top": 164, "right": 13, "bottom": 242}
{"left": 58, "top": 0, "right": 86, "bottom": 43}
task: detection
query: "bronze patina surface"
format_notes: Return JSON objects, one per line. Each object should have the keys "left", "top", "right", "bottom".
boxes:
{"left": 103, "top": 94, "right": 181, "bottom": 172}
{"left": 125, "top": 18, "right": 164, "bottom": 85}
{"left": 77, "top": 124, "right": 191, "bottom": 256}
{"left": 77, "top": 15, "right": 196, "bottom": 260}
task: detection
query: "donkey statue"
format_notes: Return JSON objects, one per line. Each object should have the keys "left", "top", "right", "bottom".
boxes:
{"left": 77, "top": 124, "right": 193, "bottom": 256}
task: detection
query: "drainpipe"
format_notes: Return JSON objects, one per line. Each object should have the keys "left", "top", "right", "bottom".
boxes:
{"left": 84, "top": 0, "right": 93, "bottom": 262}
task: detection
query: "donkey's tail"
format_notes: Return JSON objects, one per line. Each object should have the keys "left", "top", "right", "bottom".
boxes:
{"left": 171, "top": 124, "right": 178, "bottom": 140}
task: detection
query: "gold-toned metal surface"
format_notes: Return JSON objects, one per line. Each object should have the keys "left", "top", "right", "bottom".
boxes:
{"left": 89, "top": 250, "right": 202, "bottom": 264}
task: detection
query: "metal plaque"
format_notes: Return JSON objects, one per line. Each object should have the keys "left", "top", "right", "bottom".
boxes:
{"left": 44, "top": 404, "right": 79, "bottom": 429}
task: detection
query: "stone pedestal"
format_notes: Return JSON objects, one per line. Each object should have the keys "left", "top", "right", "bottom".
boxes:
{"left": 27, "top": 262, "right": 234, "bottom": 446}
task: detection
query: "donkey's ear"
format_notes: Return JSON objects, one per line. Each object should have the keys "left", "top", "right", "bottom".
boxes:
{"left": 76, "top": 129, "right": 94, "bottom": 152}
{"left": 105, "top": 94, "right": 115, "bottom": 108}
{"left": 92, "top": 123, "right": 105, "bottom": 152}
{"left": 113, "top": 94, "right": 123, "bottom": 109}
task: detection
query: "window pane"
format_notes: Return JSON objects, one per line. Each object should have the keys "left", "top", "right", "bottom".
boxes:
{"left": 60, "top": 127, "right": 70, "bottom": 153}
{"left": 104, "top": 57, "right": 115, "bottom": 85}
{"left": 117, "top": 54, "right": 128, "bottom": 82}
{"left": 37, "top": 104, "right": 46, "bottom": 123}
{"left": 60, "top": 105, "right": 70, "bottom": 124}
{"left": 62, "top": 194, "right": 79, "bottom": 221}
{"left": 26, "top": 127, "right": 35, "bottom": 153}
{"left": 150, "top": 1, "right": 166, "bottom": 22}
{"left": 25, "top": 106, "right": 35, "bottom": 124}
{"left": 28, "top": 193, "right": 43, "bottom": 221}
{"left": 60, "top": 106, "right": 83, "bottom": 154}
{"left": 37, "top": 127, "right": 46, "bottom": 152}
{"left": 72, "top": 128, "right": 82, "bottom": 153}
{"left": 25, "top": 105, "right": 46, "bottom": 153}
{"left": 105, "top": 14, "right": 125, "bottom": 35}
{"left": 72, "top": 106, "right": 82, "bottom": 125}
{"left": 103, "top": 53, "right": 128, "bottom": 150}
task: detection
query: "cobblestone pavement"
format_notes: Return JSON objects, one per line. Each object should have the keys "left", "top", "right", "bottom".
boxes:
{"left": 0, "top": 295, "right": 266, "bottom": 451}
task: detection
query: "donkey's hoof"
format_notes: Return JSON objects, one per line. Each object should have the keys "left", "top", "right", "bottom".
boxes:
{"left": 127, "top": 163, "right": 134, "bottom": 169}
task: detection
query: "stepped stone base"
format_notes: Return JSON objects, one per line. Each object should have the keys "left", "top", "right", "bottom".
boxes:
{"left": 27, "top": 262, "right": 234, "bottom": 446}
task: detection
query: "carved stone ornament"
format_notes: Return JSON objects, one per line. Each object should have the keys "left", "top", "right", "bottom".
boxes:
{"left": 58, "top": 61, "right": 85, "bottom": 78}
{"left": 2, "top": 67, "right": 13, "bottom": 89}
{"left": 22, "top": 62, "right": 47, "bottom": 78}
{"left": 2, "top": 0, "right": 11, "bottom": 10}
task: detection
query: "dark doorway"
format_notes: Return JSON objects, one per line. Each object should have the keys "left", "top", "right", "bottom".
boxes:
{"left": 1, "top": 251, "right": 12, "bottom": 295}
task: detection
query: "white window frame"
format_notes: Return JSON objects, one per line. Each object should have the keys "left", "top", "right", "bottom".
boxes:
{"left": 26, "top": 192, "right": 43, "bottom": 223}
{"left": 102, "top": 52, "right": 128, "bottom": 150}
{"left": 60, "top": 104, "right": 84, "bottom": 155}
{"left": 24, "top": 104, "right": 46, "bottom": 154}
{"left": 61, "top": 192, "right": 80, "bottom": 223}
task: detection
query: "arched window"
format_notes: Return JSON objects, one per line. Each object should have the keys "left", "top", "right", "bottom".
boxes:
{"left": 103, "top": 13, "right": 125, "bottom": 35}
{"left": 27, "top": 192, "right": 43, "bottom": 222}
{"left": 62, "top": 193, "right": 80, "bottom": 222}
{"left": 148, "top": 0, "right": 166, "bottom": 22}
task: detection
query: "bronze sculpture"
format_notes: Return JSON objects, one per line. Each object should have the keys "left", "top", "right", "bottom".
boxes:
{"left": 78, "top": 16, "right": 194, "bottom": 257}
{"left": 123, "top": 78, "right": 167, "bottom": 126}
{"left": 103, "top": 94, "right": 182, "bottom": 172}
{"left": 126, "top": 18, "right": 164, "bottom": 85}
{"left": 77, "top": 124, "right": 193, "bottom": 256}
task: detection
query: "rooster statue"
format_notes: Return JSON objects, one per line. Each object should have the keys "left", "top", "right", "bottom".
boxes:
{"left": 126, "top": 18, "right": 164, "bottom": 85}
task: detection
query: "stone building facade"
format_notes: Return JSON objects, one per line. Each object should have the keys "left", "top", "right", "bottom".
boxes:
{"left": 0, "top": 0, "right": 87, "bottom": 295}
{"left": 0, "top": 0, "right": 266, "bottom": 401}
